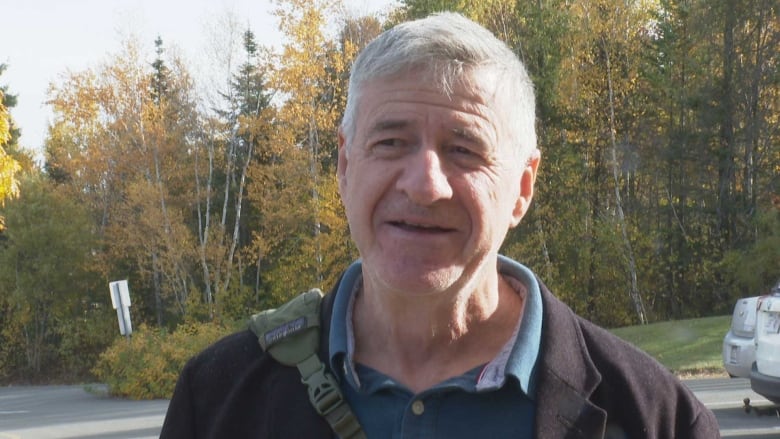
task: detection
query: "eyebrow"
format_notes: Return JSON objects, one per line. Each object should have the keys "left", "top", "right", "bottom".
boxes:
{"left": 451, "top": 127, "right": 480, "bottom": 143}
{"left": 368, "top": 119, "right": 411, "bottom": 134}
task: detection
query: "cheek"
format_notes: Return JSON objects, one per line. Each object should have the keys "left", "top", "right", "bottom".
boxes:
{"left": 460, "top": 174, "right": 501, "bottom": 211}
{"left": 460, "top": 175, "right": 517, "bottom": 229}
{"left": 343, "top": 187, "right": 367, "bottom": 223}
{"left": 344, "top": 169, "right": 382, "bottom": 219}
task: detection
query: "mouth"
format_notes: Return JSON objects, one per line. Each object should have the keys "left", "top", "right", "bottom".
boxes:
{"left": 388, "top": 220, "right": 454, "bottom": 233}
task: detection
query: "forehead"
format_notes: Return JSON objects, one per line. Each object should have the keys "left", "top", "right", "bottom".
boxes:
{"left": 355, "top": 68, "right": 504, "bottom": 134}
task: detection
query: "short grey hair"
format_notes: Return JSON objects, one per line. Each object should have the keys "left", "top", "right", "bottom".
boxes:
{"left": 341, "top": 12, "right": 537, "bottom": 161}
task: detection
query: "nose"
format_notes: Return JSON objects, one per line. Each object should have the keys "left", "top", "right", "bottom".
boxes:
{"left": 396, "top": 148, "right": 453, "bottom": 205}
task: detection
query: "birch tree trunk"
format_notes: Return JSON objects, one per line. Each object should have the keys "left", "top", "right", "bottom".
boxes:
{"left": 603, "top": 37, "right": 647, "bottom": 324}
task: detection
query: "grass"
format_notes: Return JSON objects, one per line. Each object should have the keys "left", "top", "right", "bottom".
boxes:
{"left": 609, "top": 315, "right": 732, "bottom": 377}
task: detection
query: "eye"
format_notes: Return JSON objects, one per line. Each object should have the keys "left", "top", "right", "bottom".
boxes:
{"left": 451, "top": 145, "right": 474, "bottom": 156}
{"left": 376, "top": 138, "right": 404, "bottom": 148}
{"left": 370, "top": 138, "right": 408, "bottom": 158}
{"left": 448, "top": 145, "right": 483, "bottom": 161}
{"left": 446, "top": 144, "right": 487, "bottom": 169}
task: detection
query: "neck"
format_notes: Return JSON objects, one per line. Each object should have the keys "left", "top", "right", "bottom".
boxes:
{"left": 352, "top": 269, "right": 524, "bottom": 392}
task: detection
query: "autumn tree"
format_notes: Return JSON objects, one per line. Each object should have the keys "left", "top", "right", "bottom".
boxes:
{"left": 0, "top": 65, "right": 22, "bottom": 212}
{"left": 245, "top": 0, "right": 358, "bottom": 304}
{"left": 198, "top": 28, "right": 275, "bottom": 318}
{"left": 0, "top": 175, "right": 107, "bottom": 381}
{"left": 46, "top": 38, "right": 203, "bottom": 326}
{"left": 638, "top": 0, "right": 779, "bottom": 316}
{"left": 564, "top": 0, "right": 652, "bottom": 324}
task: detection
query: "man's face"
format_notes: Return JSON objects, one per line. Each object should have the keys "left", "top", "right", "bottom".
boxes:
{"left": 337, "top": 69, "right": 539, "bottom": 296}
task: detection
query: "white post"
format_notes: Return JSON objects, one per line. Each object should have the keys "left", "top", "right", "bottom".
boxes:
{"left": 109, "top": 280, "right": 132, "bottom": 336}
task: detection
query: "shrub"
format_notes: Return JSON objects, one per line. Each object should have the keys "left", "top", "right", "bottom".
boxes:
{"left": 57, "top": 310, "right": 117, "bottom": 382}
{"left": 93, "top": 321, "right": 231, "bottom": 399}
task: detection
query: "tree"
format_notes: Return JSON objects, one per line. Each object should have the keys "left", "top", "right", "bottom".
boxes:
{"left": 0, "top": 65, "right": 22, "bottom": 211}
{"left": 197, "top": 28, "right": 275, "bottom": 318}
{"left": 46, "top": 38, "right": 203, "bottom": 327}
{"left": 636, "top": 0, "right": 779, "bottom": 318}
{"left": 588, "top": 0, "right": 650, "bottom": 324}
{"left": 722, "top": 204, "right": 780, "bottom": 298}
{"left": 0, "top": 175, "right": 102, "bottom": 380}
{"left": 245, "top": 0, "right": 358, "bottom": 303}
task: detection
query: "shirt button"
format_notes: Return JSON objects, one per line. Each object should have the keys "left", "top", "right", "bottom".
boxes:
{"left": 411, "top": 400, "right": 425, "bottom": 415}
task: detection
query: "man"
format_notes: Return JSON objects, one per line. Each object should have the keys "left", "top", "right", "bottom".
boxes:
{"left": 160, "top": 12, "right": 720, "bottom": 438}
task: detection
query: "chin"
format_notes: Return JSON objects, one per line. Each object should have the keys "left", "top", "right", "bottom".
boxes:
{"left": 379, "top": 265, "right": 462, "bottom": 296}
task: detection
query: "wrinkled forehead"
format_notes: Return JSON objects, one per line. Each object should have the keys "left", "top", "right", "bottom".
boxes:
{"left": 376, "top": 65, "right": 531, "bottom": 161}
{"left": 359, "top": 64, "right": 506, "bottom": 115}
{"left": 343, "top": 62, "right": 525, "bottom": 156}
{"left": 351, "top": 66, "right": 523, "bottom": 160}
{"left": 406, "top": 63, "right": 503, "bottom": 100}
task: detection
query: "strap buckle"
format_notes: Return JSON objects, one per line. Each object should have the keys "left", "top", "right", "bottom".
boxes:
{"left": 298, "top": 355, "right": 366, "bottom": 439}
{"left": 302, "top": 361, "right": 342, "bottom": 416}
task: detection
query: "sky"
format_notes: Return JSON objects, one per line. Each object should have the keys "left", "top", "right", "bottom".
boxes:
{"left": 1, "top": 0, "right": 399, "bottom": 158}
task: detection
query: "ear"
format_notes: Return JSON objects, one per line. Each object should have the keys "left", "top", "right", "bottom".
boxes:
{"left": 509, "top": 148, "right": 541, "bottom": 228}
{"left": 337, "top": 127, "right": 349, "bottom": 194}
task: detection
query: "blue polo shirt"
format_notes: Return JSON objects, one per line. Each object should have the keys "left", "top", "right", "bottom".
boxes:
{"left": 328, "top": 256, "right": 543, "bottom": 438}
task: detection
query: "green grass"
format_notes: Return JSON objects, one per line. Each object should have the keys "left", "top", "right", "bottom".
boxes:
{"left": 609, "top": 315, "right": 731, "bottom": 376}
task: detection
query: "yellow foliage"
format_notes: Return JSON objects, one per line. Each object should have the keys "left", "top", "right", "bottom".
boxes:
{"left": 0, "top": 148, "right": 20, "bottom": 207}
{"left": 0, "top": 90, "right": 21, "bottom": 208}
{"left": 0, "top": 91, "right": 9, "bottom": 145}
{"left": 93, "top": 322, "right": 231, "bottom": 399}
{"left": 239, "top": 0, "right": 360, "bottom": 300}
{"left": 463, "top": 0, "right": 519, "bottom": 45}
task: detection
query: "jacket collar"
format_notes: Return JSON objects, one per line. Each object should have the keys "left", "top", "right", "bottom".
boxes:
{"left": 534, "top": 278, "right": 607, "bottom": 437}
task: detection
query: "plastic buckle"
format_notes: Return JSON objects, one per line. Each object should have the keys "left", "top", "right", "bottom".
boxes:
{"left": 301, "top": 363, "right": 343, "bottom": 416}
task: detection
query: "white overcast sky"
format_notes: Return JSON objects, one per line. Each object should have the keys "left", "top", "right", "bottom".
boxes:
{"left": 1, "top": 0, "right": 398, "bottom": 158}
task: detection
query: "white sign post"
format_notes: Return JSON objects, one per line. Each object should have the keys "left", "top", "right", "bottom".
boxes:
{"left": 109, "top": 280, "right": 132, "bottom": 336}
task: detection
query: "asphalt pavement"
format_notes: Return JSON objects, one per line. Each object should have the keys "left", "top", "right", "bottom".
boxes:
{"left": 0, "top": 384, "right": 166, "bottom": 439}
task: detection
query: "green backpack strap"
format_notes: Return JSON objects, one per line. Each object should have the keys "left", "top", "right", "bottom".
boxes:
{"left": 248, "top": 289, "right": 366, "bottom": 439}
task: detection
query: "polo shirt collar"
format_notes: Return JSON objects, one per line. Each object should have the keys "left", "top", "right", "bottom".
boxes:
{"left": 328, "top": 256, "right": 543, "bottom": 397}
{"left": 328, "top": 260, "right": 362, "bottom": 384}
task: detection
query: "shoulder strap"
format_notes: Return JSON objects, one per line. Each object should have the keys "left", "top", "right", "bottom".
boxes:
{"left": 248, "top": 289, "right": 366, "bottom": 439}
